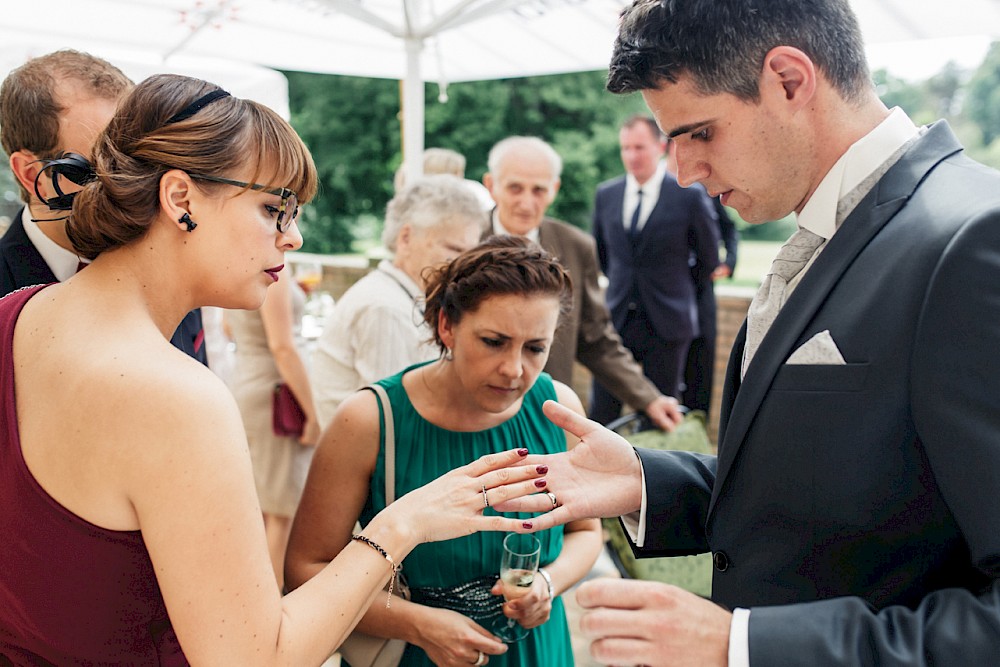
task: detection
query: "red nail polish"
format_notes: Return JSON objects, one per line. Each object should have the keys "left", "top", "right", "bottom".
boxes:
{"left": 522, "top": 521, "right": 533, "bottom": 529}
{"left": 517, "top": 448, "right": 529, "bottom": 456}
{"left": 534, "top": 479, "right": 547, "bottom": 488}
{"left": 536, "top": 465, "right": 548, "bottom": 474}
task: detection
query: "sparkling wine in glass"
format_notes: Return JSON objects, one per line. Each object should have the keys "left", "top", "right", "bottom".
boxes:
{"left": 493, "top": 533, "right": 541, "bottom": 643}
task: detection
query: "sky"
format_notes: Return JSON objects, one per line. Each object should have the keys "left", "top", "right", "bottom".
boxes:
{"left": 866, "top": 35, "right": 994, "bottom": 81}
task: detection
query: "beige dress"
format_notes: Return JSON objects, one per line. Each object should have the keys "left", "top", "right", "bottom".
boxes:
{"left": 227, "top": 283, "right": 313, "bottom": 517}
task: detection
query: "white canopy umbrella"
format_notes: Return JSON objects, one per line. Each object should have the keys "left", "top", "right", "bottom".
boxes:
{"left": 1, "top": 0, "right": 998, "bottom": 178}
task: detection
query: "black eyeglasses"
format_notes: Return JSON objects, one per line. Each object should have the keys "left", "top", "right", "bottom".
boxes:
{"left": 189, "top": 174, "right": 299, "bottom": 233}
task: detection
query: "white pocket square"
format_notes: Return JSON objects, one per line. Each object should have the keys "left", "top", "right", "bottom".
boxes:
{"left": 786, "top": 330, "right": 846, "bottom": 365}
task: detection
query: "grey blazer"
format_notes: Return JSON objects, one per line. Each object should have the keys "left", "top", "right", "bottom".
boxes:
{"left": 633, "top": 121, "right": 1000, "bottom": 664}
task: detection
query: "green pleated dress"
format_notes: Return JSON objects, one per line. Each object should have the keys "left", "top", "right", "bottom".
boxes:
{"left": 355, "top": 362, "right": 574, "bottom": 667}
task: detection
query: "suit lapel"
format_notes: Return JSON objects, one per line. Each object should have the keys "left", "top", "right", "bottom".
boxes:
{"left": 708, "top": 121, "right": 964, "bottom": 516}
{"left": 605, "top": 180, "right": 631, "bottom": 253}
{"left": 610, "top": 179, "right": 627, "bottom": 225}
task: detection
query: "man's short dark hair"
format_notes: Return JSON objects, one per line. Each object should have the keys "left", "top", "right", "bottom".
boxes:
{"left": 607, "top": 0, "right": 871, "bottom": 103}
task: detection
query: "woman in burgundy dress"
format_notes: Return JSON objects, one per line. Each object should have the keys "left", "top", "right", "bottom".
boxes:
{"left": 0, "top": 74, "right": 545, "bottom": 666}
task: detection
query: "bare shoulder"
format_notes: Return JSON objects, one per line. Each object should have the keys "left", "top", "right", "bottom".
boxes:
{"left": 94, "top": 346, "right": 248, "bottom": 485}
{"left": 552, "top": 379, "right": 586, "bottom": 417}
{"left": 316, "top": 387, "right": 382, "bottom": 461}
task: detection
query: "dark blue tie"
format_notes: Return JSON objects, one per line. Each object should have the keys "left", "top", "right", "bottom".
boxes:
{"left": 628, "top": 189, "right": 644, "bottom": 242}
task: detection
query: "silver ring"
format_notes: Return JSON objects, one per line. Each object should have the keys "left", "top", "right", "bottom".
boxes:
{"left": 545, "top": 491, "right": 558, "bottom": 508}
{"left": 474, "top": 650, "right": 487, "bottom": 666}
{"left": 482, "top": 485, "right": 490, "bottom": 509}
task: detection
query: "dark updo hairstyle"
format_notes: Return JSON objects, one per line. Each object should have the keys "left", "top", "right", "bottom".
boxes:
{"left": 66, "top": 73, "right": 317, "bottom": 259}
{"left": 422, "top": 235, "right": 573, "bottom": 354}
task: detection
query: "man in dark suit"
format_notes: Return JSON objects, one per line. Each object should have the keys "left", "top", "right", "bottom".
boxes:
{"left": 0, "top": 50, "right": 206, "bottom": 363}
{"left": 678, "top": 139, "right": 741, "bottom": 416}
{"left": 591, "top": 115, "right": 719, "bottom": 424}
{"left": 524, "top": 0, "right": 1000, "bottom": 664}
{"left": 483, "top": 135, "right": 681, "bottom": 431}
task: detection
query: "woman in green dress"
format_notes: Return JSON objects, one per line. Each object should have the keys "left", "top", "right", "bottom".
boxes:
{"left": 287, "top": 236, "right": 603, "bottom": 666}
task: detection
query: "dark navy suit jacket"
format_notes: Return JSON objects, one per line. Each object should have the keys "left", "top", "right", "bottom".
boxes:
{"left": 0, "top": 209, "right": 207, "bottom": 364}
{"left": 593, "top": 172, "right": 719, "bottom": 342}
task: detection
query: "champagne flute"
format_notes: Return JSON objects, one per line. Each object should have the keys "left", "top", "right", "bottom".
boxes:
{"left": 293, "top": 260, "right": 326, "bottom": 339}
{"left": 294, "top": 260, "right": 323, "bottom": 294}
{"left": 492, "top": 533, "right": 541, "bottom": 643}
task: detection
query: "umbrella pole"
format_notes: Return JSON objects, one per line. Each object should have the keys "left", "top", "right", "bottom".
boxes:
{"left": 402, "top": 37, "right": 425, "bottom": 185}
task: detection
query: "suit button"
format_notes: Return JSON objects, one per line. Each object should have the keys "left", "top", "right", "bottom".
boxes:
{"left": 713, "top": 551, "right": 729, "bottom": 572}
{"left": 627, "top": 301, "right": 638, "bottom": 311}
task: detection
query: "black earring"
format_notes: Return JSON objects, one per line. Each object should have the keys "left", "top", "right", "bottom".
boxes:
{"left": 179, "top": 213, "right": 197, "bottom": 232}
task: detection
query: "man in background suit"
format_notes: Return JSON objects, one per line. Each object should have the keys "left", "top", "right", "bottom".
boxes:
{"left": 483, "top": 135, "right": 681, "bottom": 431}
{"left": 524, "top": 0, "right": 1000, "bottom": 664}
{"left": 0, "top": 49, "right": 206, "bottom": 363}
{"left": 674, "top": 138, "right": 741, "bottom": 416}
{"left": 591, "top": 115, "right": 719, "bottom": 424}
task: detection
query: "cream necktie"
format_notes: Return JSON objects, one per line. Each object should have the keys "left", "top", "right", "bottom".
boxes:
{"left": 740, "top": 132, "right": 919, "bottom": 378}
{"left": 742, "top": 228, "right": 826, "bottom": 376}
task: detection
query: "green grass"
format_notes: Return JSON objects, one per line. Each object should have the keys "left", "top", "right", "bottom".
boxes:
{"left": 726, "top": 240, "right": 782, "bottom": 289}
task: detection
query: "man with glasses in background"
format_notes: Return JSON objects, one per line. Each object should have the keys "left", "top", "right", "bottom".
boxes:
{"left": 0, "top": 49, "right": 207, "bottom": 363}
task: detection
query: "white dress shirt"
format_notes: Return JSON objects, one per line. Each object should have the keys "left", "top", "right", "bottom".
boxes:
{"left": 492, "top": 210, "right": 541, "bottom": 243}
{"left": 622, "top": 160, "right": 668, "bottom": 233}
{"left": 787, "top": 107, "right": 919, "bottom": 296}
{"left": 22, "top": 213, "right": 87, "bottom": 280}
{"left": 624, "top": 107, "right": 921, "bottom": 666}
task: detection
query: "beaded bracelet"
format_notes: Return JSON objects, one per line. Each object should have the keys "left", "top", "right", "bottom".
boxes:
{"left": 352, "top": 534, "right": 402, "bottom": 608}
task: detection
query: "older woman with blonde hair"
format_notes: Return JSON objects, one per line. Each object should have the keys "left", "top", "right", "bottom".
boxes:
{"left": 312, "top": 174, "right": 485, "bottom": 426}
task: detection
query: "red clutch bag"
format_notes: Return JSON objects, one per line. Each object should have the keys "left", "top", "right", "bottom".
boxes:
{"left": 272, "top": 383, "right": 306, "bottom": 437}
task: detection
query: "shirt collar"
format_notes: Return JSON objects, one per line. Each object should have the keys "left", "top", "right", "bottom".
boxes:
{"left": 797, "top": 107, "right": 919, "bottom": 239}
{"left": 492, "top": 208, "right": 540, "bottom": 244}
{"left": 625, "top": 160, "right": 667, "bottom": 198}
{"left": 378, "top": 259, "right": 422, "bottom": 300}
{"left": 21, "top": 211, "right": 86, "bottom": 281}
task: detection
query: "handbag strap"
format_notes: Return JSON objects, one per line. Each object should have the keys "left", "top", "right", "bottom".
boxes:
{"left": 367, "top": 384, "right": 396, "bottom": 505}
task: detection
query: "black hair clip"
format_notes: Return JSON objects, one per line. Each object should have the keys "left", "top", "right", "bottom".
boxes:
{"left": 34, "top": 152, "right": 97, "bottom": 212}
{"left": 163, "top": 89, "right": 231, "bottom": 126}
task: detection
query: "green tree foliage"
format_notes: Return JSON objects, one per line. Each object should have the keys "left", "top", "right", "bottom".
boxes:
{"left": 284, "top": 70, "right": 647, "bottom": 252}
{"left": 283, "top": 50, "right": 1000, "bottom": 253}
{"left": 284, "top": 71, "right": 401, "bottom": 254}
{"left": 967, "top": 42, "right": 1000, "bottom": 146}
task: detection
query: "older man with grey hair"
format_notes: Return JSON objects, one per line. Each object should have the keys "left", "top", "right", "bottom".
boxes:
{"left": 483, "top": 136, "right": 682, "bottom": 430}
{"left": 312, "top": 174, "right": 486, "bottom": 425}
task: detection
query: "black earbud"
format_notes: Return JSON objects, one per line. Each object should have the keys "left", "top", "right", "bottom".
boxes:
{"left": 179, "top": 212, "right": 197, "bottom": 232}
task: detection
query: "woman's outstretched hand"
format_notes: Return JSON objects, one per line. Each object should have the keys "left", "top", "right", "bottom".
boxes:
{"left": 492, "top": 401, "right": 644, "bottom": 529}
{"left": 389, "top": 448, "right": 549, "bottom": 545}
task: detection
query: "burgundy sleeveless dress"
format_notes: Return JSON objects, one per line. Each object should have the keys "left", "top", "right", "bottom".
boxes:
{"left": 0, "top": 286, "right": 187, "bottom": 666}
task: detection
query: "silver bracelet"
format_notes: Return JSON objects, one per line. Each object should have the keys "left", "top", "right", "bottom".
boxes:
{"left": 537, "top": 567, "right": 554, "bottom": 600}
